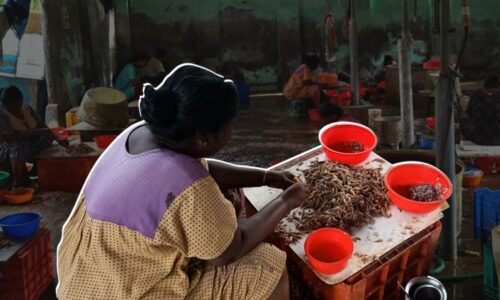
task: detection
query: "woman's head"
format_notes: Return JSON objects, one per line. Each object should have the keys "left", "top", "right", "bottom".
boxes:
{"left": 304, "top": 55, "right": 320, "bottom": 71}
{"left": 132, "top": 52, "right": 150, "bottom": 69}
{"left": 139, "top": 63, "right": 238, "bottom": 157}
{"left": 1, "top": 85, "right": 23, "bottom": 112}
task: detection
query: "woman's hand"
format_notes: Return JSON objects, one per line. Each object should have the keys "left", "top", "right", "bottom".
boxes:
{"left": 280, "top": 183, "right": 308, "bottom": 209}
{"left": 264, "top": 170, "right": 296, "bottom": 190}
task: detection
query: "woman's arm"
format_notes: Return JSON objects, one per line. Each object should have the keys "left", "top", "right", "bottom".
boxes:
{"left": 0, "top": 128, "right": 53, "bottom": 142}
{"left": 207, "top": 183, "right": 307, "bottom": 266}
{"left": 207, "top": 159, "right": 295, "bottom": 190}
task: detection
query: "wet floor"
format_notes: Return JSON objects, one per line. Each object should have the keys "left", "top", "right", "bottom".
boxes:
{"left": 214, "top": 96, "right": 320, "bottom": 167}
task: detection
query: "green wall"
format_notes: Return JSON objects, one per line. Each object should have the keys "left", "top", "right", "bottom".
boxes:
{"left": 47, "top": 0, "right": 500, "bottom": 105}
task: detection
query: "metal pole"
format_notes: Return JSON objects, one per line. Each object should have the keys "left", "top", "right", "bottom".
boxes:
{"left": 436, "top": 0, "right": 457, "bottom": 261}
{"left": 349, "top": 0, "right": 359, "bottom": 105}
{"left": 398, "top": 0, "right": 415, "bottom": 147}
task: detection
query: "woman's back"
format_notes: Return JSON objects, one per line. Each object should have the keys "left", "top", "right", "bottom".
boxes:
{"left": 57, "top": 122, "right": 238, "bottom": 299}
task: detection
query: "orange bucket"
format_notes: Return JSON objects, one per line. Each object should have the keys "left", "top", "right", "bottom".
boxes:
{"left": 317, "top": 73, "right": 338, "bottom": 84}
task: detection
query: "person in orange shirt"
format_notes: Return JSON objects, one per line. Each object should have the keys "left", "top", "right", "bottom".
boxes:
{"left": 283, "top": 55, "right": 321, "bottom": 111}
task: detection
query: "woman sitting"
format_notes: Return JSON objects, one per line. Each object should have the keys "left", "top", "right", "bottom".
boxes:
{"left": 57, "top": 64, "right": 307, "bottom": 299}
{"left": 283, "top": 54, "right": 322, "bottom": 111}
{"left": 0, "top": 85, "right": 62, "bottom": 187}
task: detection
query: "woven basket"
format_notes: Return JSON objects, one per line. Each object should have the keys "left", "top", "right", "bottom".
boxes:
{"left": 78, "top": 87, "right": 129, "bottom": 128}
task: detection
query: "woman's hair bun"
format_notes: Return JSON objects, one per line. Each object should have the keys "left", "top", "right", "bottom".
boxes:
{"left": 140, "top": 84, "right": 178, "bottom": 126}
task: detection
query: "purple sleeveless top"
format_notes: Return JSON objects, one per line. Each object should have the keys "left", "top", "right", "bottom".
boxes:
{"left": 84, "top": 122, "right": 209, "bottom": 239}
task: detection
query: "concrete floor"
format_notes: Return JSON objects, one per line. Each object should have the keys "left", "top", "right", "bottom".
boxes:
{"left": 1, "top": 96, "right": 496, "bottom": 299}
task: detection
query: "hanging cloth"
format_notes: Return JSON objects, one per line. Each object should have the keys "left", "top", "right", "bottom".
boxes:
{"left": 3, "top": 0, "right": 31, "bottom": 39}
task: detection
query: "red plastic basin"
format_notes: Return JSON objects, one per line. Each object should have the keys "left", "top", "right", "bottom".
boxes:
{"left": 93, "top": 135, "right": 117, "bottom": 149}
{"left": 304, "top": 228, "right": 354, "bottom": 275}
{"left": 319, "top": 122, "right": 378, "bottom": 165}
{"left": 384, "top": 161, "right": 453, "bottom": 214}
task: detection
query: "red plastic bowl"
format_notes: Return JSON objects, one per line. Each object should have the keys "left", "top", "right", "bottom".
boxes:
{"left": 51, "top": 127, "right": 69, "bottom": 140}
{"left": 384, "top": 161, "right": 453, "bottom": 214}
{"left": 319, "top": 122, "right": 378, "bottom": 165}
{"left": 93, "top": 135, "right": 117, "bottom": 149}
{"left": 304, "top": 228, "right": 354, "bottom": 275}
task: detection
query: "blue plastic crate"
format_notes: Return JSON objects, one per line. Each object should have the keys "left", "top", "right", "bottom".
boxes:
{"left": 474, "top": 188, "right": 500, "bottom": 246}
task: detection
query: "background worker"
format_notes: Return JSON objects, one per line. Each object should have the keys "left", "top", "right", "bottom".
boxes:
{"left": 144, "top": 48, "right": 168, "bottom": 85}
{"left": 462, "top": 75, "right": 500, "bottom": 145}
{"left": 114, "top": 52, "right": 150, "bottom": 101}
{"left": 283, "top": 54, "right": 322, "bottom": 111}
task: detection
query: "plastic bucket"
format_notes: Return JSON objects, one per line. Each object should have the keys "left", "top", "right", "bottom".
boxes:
{"left": 304, "top": 228, "right": 354, "bottom": 275}
{"left": 385, "top": 161, "right": 453, "bottom": 214}
{"left": 319, "top": 122, "right": 377, "bottom": 165}
{"left": 374, "top": 116, "right": 402, "bottom": 146}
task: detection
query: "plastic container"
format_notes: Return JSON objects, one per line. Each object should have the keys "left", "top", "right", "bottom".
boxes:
{"left": 423, "top": 60, "right": 441, "bottom": 70}
{"left": 317, "top": 72, "right": 338, "bottom": 84}
{"left": 44, "top": 104, "right": 59, "bottom": 128}
{"left": 473, "top": 157, "right": 500, "bottom": 175}
{"left": 474, "top": 188, "right": 500, "bottom": 246}
{"left": 419, "top": 138, "right": 436, "bottom": 150}
{"left": 93, "top": 135, "right": 117, "bottom": 149}
{"left": 308, "top": 109, "right": 322, "bottom": 122}
{"left": 304, "top": 228, "right": 354, "bottom": 275}
{"left": 0, "top": 171, "right": 10, "bottom": 188}
{"left": 3, "top": 188, "right": 35, "bottom": 205}
{"left": 0, "top": 228, "right": 53, "bottom": 300}
{"left": 50, "top": 127, "right": 69, "bottom": 141}
{"left": 426, "top": 116, "right": 436, "bottom": 128}
{"left": 0, "top": 212, "right": 41, "bottom": 238}
{"left": 378, "top": 150, "right": 465, "bottom": 238}
{"left": 296, "top": 222, "right": 442, "bottom": 300}
{"left": 463, "top": 170, "right": 484, "bottom": 188}
{"left": 384, "top": 162, "right": 453, "bottom": 214}
{"left": 319, "top": 122, "right": 378, "bottom": 165}
{"left": 374, "top": 116, "right": 402, "bottom": 146}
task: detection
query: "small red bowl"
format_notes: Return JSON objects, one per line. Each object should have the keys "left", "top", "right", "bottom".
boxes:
{"left": 304, "top": 228, "right": 354, "bottom": 275}
{"left": 51, "top": 127, "right": 69, "bottom": 140}
{"left": 384, "top": 161, "right": 453, "bottom": 214}
{"left": 319, "top": 122, "right": 378, "bottom": 165}
{"left": 93, "top": 135, "right": 117, "bottom": 149}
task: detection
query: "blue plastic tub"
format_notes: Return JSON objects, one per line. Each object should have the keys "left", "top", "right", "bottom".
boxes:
{"left": 419, "top": 138, "right": 436, "bottom": 149}
{"left": 0, "top": 212, "right": 41, "bottom": 238}
{"left": 0, "top": 171, "right": 10, "bottom": 188}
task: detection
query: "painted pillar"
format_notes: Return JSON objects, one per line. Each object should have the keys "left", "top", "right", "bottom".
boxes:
{"left": 436, "top": 0, "right": 457, "bottom": 262}
{"left": 398, "top": 0, "right": 415, "bottom": 147}
{"left": 349, "top": 0, "right": 359, "bottom": 105}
